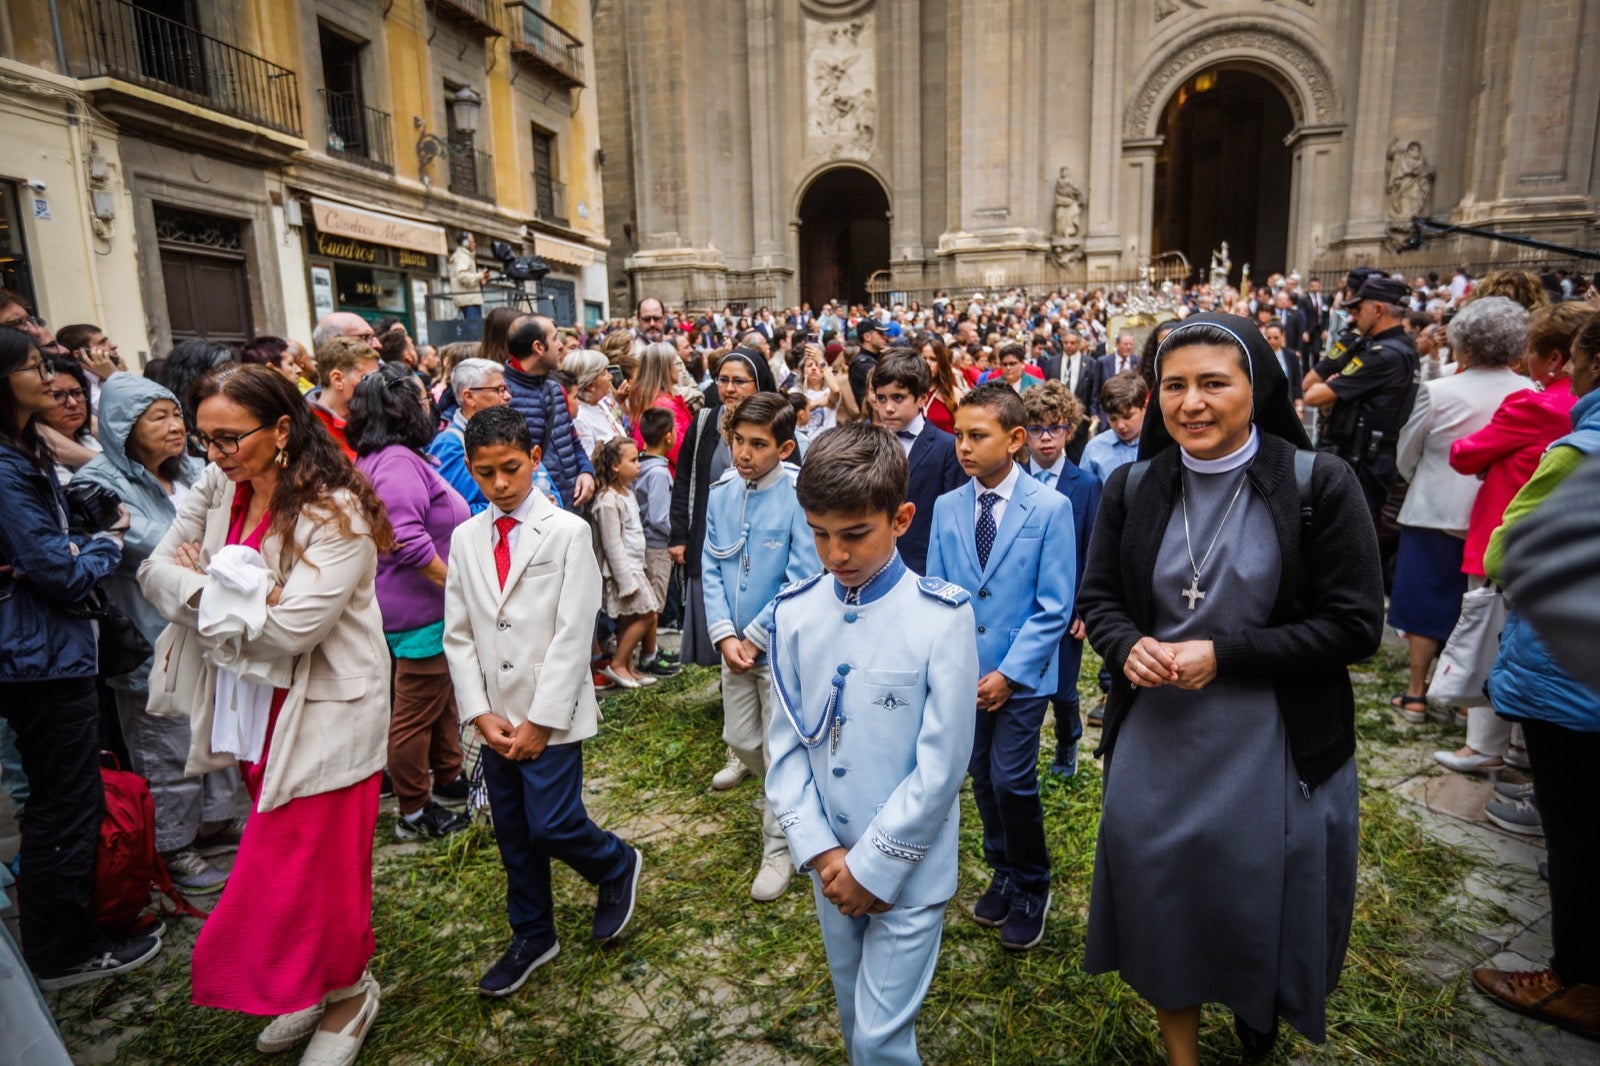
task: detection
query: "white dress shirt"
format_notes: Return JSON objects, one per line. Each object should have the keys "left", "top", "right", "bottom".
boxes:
{"left": 896, "top": 414, "right": 926, "bottom": 456}
{"left": 1061, "top": 353, "right": 1084, "bottom": 392}
{"left": 492, "top": 488, "right": 541, "bottom": 555}
{"left": 971, "top": 460, "right": 1022, "bottom": 531}
{"left": 1027, "top": 455, "right": 1067, "bottom": 487}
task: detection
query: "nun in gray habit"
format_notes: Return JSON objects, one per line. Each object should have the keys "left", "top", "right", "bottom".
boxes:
{"left": 1079, "top": 312, "right": 1385, "bottom": 1062}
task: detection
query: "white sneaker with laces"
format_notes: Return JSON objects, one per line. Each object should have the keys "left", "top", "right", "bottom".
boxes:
{"left": 750, "top": 853, "right": 794, "bottom": 902}
{"left": 711, "top": 750, "right": 752, "bottom": 791}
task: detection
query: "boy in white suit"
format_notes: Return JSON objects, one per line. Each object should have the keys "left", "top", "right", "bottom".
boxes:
{"left": 443, "top": 407, "right": 641, "bottom": 998}
{"left": 767, "top": 424, "right": 978, "bottom": 1065}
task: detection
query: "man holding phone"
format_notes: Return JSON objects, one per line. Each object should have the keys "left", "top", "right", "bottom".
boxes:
{"left": 54, "top": 323, "right": 125, "bottom": 408}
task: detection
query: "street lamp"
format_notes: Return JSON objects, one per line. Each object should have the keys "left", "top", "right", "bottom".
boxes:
{"left": 416, "top": 86, "right": 485, "bottom": 171}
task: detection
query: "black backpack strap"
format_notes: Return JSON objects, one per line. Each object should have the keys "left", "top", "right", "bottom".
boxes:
{"left": 1123, "top": 459, "right": 1150, "bottom": 505}
{"left": 1294, "top": 449, "right": 1317, "bottom": 529}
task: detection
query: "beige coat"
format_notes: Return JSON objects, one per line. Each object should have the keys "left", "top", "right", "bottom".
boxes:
{"left": 443, "top": 488, "right": 602, "bottom": 743}
{"left": 138, "top": 463, "right": 389, "bottom": 812}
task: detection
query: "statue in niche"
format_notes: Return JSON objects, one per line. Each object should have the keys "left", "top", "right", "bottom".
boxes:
{"left": 1049, "top": 167, "right": 1085, "bottom": 268}
{"left": 1386, "top": 138, "right": 1435, "bottom": 245}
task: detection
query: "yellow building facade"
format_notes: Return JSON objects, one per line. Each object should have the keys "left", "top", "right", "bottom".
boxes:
{"left": 0, "top": 0, "right": 608, "bottom": 359}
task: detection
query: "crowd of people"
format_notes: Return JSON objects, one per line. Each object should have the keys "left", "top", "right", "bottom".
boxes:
{"left": 1, "top": 257, "right": 1598, "bottom": 1065}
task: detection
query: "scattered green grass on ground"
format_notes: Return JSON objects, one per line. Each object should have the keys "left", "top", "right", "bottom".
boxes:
{"left": 54, "top": 645, "right": 1492, "bottom": 1064}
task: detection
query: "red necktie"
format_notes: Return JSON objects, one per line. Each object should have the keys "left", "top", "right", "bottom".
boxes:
{"left": 494, "top": 515, "right": 519, "bottom": 589}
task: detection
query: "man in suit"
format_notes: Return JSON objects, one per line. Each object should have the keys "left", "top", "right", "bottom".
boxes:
{"left": 1041, "top": 329, "right": 1102, "bottom": 463}
{"left": 868, "top": 350, "right": 965, "bottom": 575}
{"left": 926, "top": 383, "right": 1074, "bottom": 951}
{"left": 1264, "top": 322, "right": 1305, "bottom": 411}
{"left": 1274, "top": 290, "right": 1309, "bottom": 373}
{"left": 1302, "top": 277, "right": 1331, "bottom": 355}
{"left": 1098, "top": 330, "right": 1139, "bottom": 383}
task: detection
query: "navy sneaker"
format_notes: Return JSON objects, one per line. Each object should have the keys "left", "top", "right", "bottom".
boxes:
{"left": 477, "top": 933, "right": 559, "bottom": 997}
{"left": 1049, "top": 743, "right": 1079, "bottom": 779}
{"left": 1000, "top": 889, "right": 1051, "bottom": 951}
{"left": 593, "top": 845, "right": 641, "bottom": 942}
{"left": 433, "top": 773, "right": 470, "bottom": 807}
{"left": 36, "top": 933, "right": 162, "bottom": 991}
{"left": 972, "top": 872, "right": 1012, "bottom": 928}
{"left": 639, "top": 654, "right": 680, "bottom": 677}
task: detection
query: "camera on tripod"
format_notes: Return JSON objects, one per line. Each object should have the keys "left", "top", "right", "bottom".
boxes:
{"left": 489, "top": 239, "right": 551, "bottom": 286}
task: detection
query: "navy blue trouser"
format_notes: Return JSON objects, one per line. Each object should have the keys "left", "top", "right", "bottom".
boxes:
{"left": 969, "top": 695, "right": 1050, "bottom": 894}
{"left": 1051, "top": 636, "right": 1085, "bottom": 754}
{"left": 481, "top": 741, "right": 629, "bottom": 941}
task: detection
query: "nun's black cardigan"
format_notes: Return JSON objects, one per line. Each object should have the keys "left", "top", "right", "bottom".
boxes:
{"left": 1080, "top": 432, "right": 1385, "bottom": 791}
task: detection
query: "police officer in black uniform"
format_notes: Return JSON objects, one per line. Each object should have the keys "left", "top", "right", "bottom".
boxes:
{"left": 1304, "top": 274, "right": 1420, "bottom": 525}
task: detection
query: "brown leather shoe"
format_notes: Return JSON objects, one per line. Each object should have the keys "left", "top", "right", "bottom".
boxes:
{"left": 1472, "top": 967, "right": 1600, "bottom": 1041}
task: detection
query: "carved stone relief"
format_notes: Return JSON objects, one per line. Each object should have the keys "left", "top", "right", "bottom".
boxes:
{"left": 805, "top": 16, "right": 877, "bottom": 159}
{"left": 1048, "top": 167, "right": 1085, "bottom": 267}
{"left": 1385, "top": 138, "right": 1435, "bottom": 247}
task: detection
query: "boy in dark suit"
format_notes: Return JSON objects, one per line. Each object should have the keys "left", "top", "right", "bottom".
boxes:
{"left": 1021, "top": 382, "right": 1101, "bottom": 777}
{"left": 868, "top": 349, "right": 965, "bottom": 575}
{"left": 926, "top": 383, "right": 1075, "bottom": 951}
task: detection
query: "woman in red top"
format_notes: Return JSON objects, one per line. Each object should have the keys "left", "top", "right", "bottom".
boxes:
{"left": 916, "top": 332, "right": 968, "bottom": 433}
{"left": 1434, "top": 302, "right": 1588, "bottom": 774}
{"left": 627, "top": 342, "right": 692, "bottom": 474}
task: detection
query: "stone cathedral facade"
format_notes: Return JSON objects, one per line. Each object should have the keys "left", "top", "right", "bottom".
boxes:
{"left": 594, "top": 0, "right": 1599, "bottom": 310}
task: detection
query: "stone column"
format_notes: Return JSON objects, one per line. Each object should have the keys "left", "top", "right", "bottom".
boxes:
{"left": 1083, "top": 0, "right": 1124, "bottom": 272}
{"left": 1339, "top": 0, "right": 1400, "bottom": 250}
{"left": 1285, "top": 124, "right": 1347, "bottom": 270}
{"left": 1114, "top": 137, "right": 1161, "bottom": 278}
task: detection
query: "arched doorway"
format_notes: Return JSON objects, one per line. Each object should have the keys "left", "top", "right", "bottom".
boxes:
{"left": 797, "top": 167, "right": 889, "bottom": 309}
{"left": 1151, "top": 68, "right": 1293, "bottom": 281}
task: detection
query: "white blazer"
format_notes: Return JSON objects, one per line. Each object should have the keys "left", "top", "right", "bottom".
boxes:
{"left": 443, "top": 488, "right": 602, "bottom": 743}
{"left": 1397, "top": 367, "right": 1530, "bottom": 535}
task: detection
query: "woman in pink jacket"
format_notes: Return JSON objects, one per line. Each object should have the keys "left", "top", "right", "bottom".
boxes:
{"left": 1434, "top": 302, "right": 1588, "bottom": 774}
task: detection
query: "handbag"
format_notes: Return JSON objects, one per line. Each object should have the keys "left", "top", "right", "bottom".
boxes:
{"left": 1427, "top": 584, "right": 1509, "bottom": 707}
{"left": 66, "top": 586, "right": 155, "bottom": 679}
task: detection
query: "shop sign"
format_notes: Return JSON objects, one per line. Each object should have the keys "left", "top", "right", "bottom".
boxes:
{"left": 310, "top": 197, "right": 448, "bottom": 256}
{"left": 311, "top": 229, "right": 437, "bottom": 273}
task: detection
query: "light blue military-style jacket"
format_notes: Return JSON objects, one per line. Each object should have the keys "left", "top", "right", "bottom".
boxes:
{"left": 925, "top": 464, "right": 1075, "bottom": 694}
{"left": 766, "top": 554, "right": 979, "bottom": 907}
{"left": 700, "top": 460, "right": 820, "bottom": 654}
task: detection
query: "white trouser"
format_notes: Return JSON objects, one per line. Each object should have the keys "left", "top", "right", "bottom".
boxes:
{"left": 813, "top": 879, "right": 947, "bottom": 1066}
{"left": 1466, "top": 706, "right": 1524, "bottom": 759}
{"left": 720, "top": 663, "right": 787, "bottom": 861}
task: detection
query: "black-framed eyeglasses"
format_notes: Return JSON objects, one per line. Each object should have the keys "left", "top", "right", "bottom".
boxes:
{"left": 190, "top": 424, "right": 270, "bottom": 455}
{"left": 46, "top": 387, "right": 86, "bottom": 404}
{"left": 463, "top": 384, "right": 512, "bottom": 397}
{"left": 7, "top": 358, "right": 50, "bottom": 381}
{"left": 1026, "top": 424, "right": 1070, "bottom": 438}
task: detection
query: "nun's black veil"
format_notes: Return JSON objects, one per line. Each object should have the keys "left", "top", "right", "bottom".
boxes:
{"left": 720, "top": 346, "right": 777, "bottom": 394}
{"left": 1137, "top": 311, "right": 1313, "bottom": 460}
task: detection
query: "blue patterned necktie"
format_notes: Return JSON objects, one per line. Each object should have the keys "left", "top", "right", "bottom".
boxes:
{"left": 1036, "top": 469, "right": 1054, "bottom": 486}
{"left": 976, "top": 491, "right": 999, "bottom": 569}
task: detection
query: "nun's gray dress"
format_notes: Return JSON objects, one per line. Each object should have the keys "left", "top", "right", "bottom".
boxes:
{"left": 1084, "top": 462, "right": 1359, "bottom": 1042}
{"left": 678, "top": 436, "right": 733, "bottom": 667}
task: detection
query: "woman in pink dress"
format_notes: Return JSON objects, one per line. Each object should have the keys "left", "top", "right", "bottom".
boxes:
{"left": 140, "top": 364, "right": 394, "bottom": 1066}
{"left": 627, "top": 341, "right": 693, "bottom": 473}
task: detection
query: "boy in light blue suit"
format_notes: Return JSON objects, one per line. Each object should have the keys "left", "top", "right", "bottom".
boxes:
{"left": 925, "top": 382, "right": 1075, "bottom": 951}
{"left": 702, "top": 393, "right": 822, "bottom": 902}
{"left": 768, "top": 424, "right": 977, "bottom": 1066}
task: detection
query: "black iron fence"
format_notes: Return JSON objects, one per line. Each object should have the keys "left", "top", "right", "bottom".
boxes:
{"left": 80, "top": 0, "right": 302, "bottom": 136}
{"left": 506, "top": 1, "right": 585, "bottom": 85}
{"left": 320, "top": 90, "right": 394, "bottom": 171}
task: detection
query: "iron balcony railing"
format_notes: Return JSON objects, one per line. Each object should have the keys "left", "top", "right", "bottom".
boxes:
{"left": 532, "top": 174, "right": 568, "bottom": 226}
{"left": 450, "top": 145, "right": 495, "bottom": 203}
{"left": 505, "top": 2, "right": 585, "bottom": 87}
{"left": 80, "top": 0, "right": 302, "bottom": 136}
{"left": 428, "top": 0, "right": 502, "bottom": 36}
{"left": 320, "top": 90, "right": 394, "bottom": 171}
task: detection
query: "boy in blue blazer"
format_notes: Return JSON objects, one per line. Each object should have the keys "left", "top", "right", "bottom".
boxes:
{"left": 701, "top": 393, "right": 822, "bottom": 903}
{"left": 767, "top": 424, "right": 977, "bottom": 1065}
{"left": 867, "top": 349, "right": 965, "bottom": 575}
{"left": 1022, "top": 382, "right": 1101, "bottom": 777}
{"left": 925, "top": 383, "right": 1075, "bottom": 951}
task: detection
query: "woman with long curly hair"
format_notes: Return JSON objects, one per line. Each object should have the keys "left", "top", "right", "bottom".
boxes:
{"left": 139, "top": 364, "right": 396, "bottom": 1066}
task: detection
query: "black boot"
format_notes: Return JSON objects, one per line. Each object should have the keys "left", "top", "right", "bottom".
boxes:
{"left": 1234, "top": 1012, "right": 1278, "bottom": 1061}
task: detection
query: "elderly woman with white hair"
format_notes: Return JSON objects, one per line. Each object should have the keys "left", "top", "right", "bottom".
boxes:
{"left": 427, "top": 356, "right": 510, "bottom": 515}
{"left": 1388, "top": 296, "right": 1533, "bottom": 724}
{"left": 562, "top": 348, "right": 626, "bottom": 458}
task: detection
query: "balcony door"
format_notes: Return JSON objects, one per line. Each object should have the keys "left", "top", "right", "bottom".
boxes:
{"left": 320, "top": 25, "right": 369, "bottom": 160}
{"left": 531, "top": 129, "right": 560, "bottom": 224}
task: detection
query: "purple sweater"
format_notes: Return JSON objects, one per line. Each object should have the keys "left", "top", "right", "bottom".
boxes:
{"left": 355, "top": 445, "right": 470, "bottom": 633}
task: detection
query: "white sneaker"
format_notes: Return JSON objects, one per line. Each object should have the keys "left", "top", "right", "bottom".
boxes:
{"left": 711, "top": 751, "right": 752, "bottom": 791}
{"left": 165, "top": 847, "right": 229, "bottom": 894}
{"left": 750, "top": 854, "right": 794, "bottom": 901}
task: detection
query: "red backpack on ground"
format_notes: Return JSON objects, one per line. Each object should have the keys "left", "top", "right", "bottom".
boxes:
{"left": 95, "top": 755, "right": 208, "bottom": 937}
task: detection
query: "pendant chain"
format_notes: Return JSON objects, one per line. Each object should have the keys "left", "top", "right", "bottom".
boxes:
{"left": 1180, "top": 471, "right": 1249, "bottom": 588}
